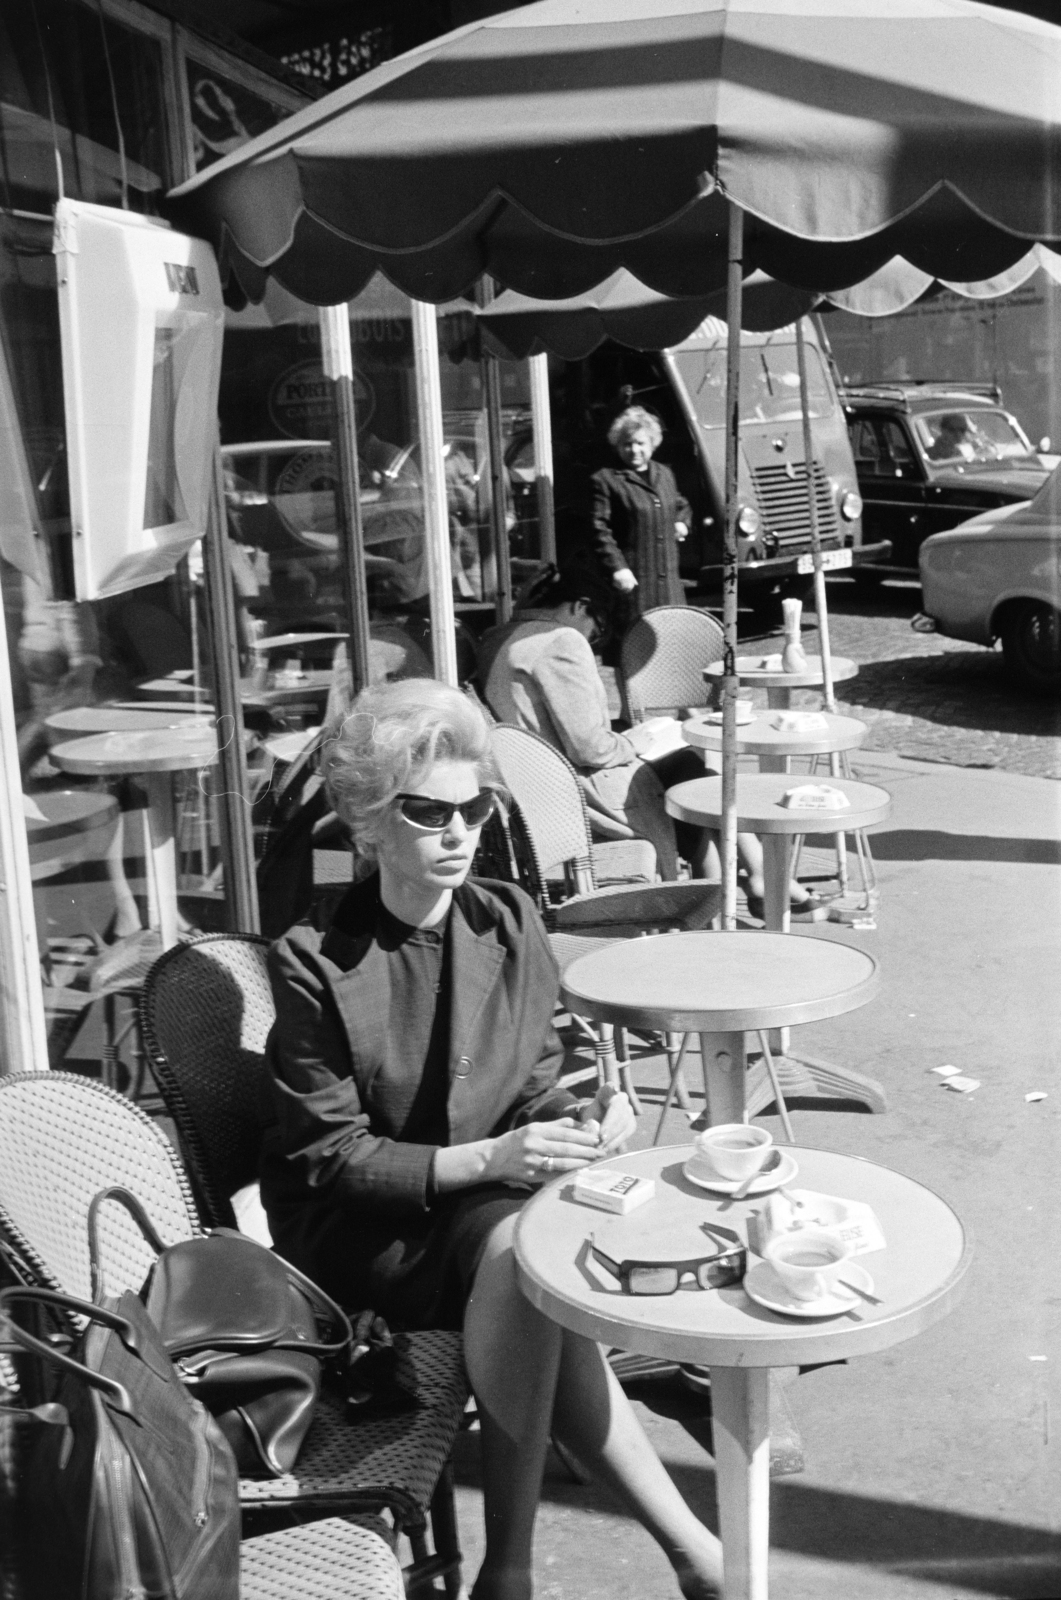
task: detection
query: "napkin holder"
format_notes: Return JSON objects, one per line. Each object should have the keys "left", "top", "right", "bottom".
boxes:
{"left": 780, "top": 784, "right": 850, "bottom": 811}
{"left": 748, "top": 1189, "right": 886, "bottom": 1259}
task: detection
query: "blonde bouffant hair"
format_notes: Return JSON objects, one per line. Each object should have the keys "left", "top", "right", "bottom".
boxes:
{"left": 322, "top": 678, "right": 502, "bottom": 859}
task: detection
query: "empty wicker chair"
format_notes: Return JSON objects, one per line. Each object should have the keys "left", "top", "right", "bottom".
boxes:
{"left": 0, "top": 1071, "right": 466, "bottom": 1599}
{"left": 619, "top": 606, "right": 725, "bottom": 722}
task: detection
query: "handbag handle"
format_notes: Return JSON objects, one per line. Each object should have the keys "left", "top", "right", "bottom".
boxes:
{"left": 213, "top": 1229, "right": 354, "bottom": 1358}
{"left": 0, "top": 1287, "right": 136, "bottom": 1415}
{"left": 87, "top": 1185, "right": 169, "bottom": 1301}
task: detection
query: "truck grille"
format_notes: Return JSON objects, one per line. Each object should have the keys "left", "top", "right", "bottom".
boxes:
{"left": 751, "top": 461, "right": 840, "bottom": 548}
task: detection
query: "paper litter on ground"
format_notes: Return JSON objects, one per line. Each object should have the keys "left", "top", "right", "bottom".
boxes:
{"left": 930, "top": 1064, "right": 960, "bottom": 1077}
{"left": 941, "top": 1075, "right": 981, "bottom": 1094}
{"left": 1025, "top": 1092, "right": 1048, "bottom": 1103}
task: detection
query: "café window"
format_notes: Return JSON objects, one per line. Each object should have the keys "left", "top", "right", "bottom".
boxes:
{"left": 0, "top": 0, "right": 169, "bottom": 215}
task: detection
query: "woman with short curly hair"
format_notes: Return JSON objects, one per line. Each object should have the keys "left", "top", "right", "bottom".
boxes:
{"left": 261, "top": 677, "right": 723, "bottom": 1600}
{"left": 591, "top": 406, "right": 692, "bottom": 613}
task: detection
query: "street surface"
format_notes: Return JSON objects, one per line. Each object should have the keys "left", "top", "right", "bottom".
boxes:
{"left": 770, "top": 577, "right": 1061, "bottom": 781}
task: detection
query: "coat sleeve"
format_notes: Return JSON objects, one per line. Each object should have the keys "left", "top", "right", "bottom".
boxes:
{"left": 590, "top": 471, "right": 629, "bottom": 575}
{"left": 532, "top": 628, "right": 638, "bottom": 771}
{"left": 263, "top": 935, "right": 438, "bottom": 1219}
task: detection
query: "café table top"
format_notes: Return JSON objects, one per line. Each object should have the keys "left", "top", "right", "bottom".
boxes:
{"left": 254, "top": 632, "right": 344, "bottom": 652}
{"left": 665, "top": 773, "right": 891, "bottom": 835}
{"left": 24, "top": 788, "right": 119, "bottom": 845}
{"left": 514, "top": 1144, "right": 970, "bottom": 1369}
{"left": 559, "top": 929, "right": 878, "bottom": 1034}
{"left": 45, "top": 706, "right": 213, "bottom": 737}
{"left": 110, "top": 700, "right": 217, "bottom": 715}
{"left": 704, "top": 655, "right": 858, "bottom": 690}
{"left": 241, "top": 669, "right": 334, "bottom": 709}
{"left": 682, "top": 710, "right": 867, "bottom": 759}
{"left": 133, "top": 677, "right": 210, "bottom": 700}
{"left": 49, "top": 726, "right": 223, "bottom": 776}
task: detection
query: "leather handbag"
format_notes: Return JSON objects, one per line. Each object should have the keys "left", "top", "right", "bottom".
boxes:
{"left": 0, "top": 1283, "right": 240, "bottom": 1600}
{"left": 88, "top": 1186, "right": 352, "bottom": 1477}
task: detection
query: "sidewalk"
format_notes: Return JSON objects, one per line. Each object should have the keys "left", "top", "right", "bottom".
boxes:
{"left": 453, "top": 751, "right": 1061, "bottom": 1600}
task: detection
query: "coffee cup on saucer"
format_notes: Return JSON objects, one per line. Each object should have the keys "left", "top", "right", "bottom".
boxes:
{"left": 764, "top": 1228, "right": 853, "bottom": 1302}
{"left": 691, "top": 1123, "right": 773, "bottom": 1183}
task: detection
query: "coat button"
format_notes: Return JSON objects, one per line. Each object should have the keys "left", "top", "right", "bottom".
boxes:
{"left": 455, "top": 1056, "right": 472, "bottom": 1079}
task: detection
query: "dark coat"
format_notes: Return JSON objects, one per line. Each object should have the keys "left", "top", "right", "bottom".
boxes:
{"left": 590, "top": 459, "right": 692, "bottom": 611}
{"left": 259, "top": 874, "right": 577, "bottom": 1317}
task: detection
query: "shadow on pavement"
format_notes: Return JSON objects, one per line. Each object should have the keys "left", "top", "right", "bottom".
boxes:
{"left": 835, "top": 652, "right": 1061, "bottom": 740}
{"left": 870, "top": 831, "right": 1061, "bottom": 865}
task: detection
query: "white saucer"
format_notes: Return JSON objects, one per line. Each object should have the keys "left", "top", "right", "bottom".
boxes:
{"left": 743, "top": 1259, "right": 875, "bottom": 1319}
{"left": 698, "top": 707, "right": 755, "bottom": 726}
{"left": 682, "top": 1149, "right": 798, "bottom": 1196}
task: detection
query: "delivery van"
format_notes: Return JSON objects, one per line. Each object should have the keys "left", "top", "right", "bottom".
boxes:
{"left": 548, "top": 317, "right": 891, "bottom": 613}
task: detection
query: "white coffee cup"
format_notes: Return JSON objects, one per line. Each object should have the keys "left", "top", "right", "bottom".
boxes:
{"left": 693, "top": 1123, "right": 773, "bottom": 1182}
{"left": 764, "top": 1227, "right": 854, "bottom": 1302}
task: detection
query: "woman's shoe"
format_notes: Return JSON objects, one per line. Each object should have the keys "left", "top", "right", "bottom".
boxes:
{"left": 745, "top": 889, "right": 829, "bottom": 922}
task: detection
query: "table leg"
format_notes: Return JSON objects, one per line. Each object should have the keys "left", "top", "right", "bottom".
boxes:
{"left": 761, "top": 835, "right": 792, "bottom": 1055}
{"left": 697, "top": 1029, "right": 746, "bottom": 1125}
{"left": 143, "top": 773, "right": 179, "bottom": 950}
{"left": 764, "top": 687, "right": 792, "bottom": 712}
{"left": 758, "top": 754, "right": 789, "bottom": 775}
{"left": 710, "top": 1366, "right": 771, "bottom": 1600}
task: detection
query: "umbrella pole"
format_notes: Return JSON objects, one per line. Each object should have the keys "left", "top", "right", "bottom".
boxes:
{"left": 794, "top": 319, "right": 835, "bottom": 712}
{"left": 528, "top": 353, "right": 557, "bottom": 566}
{"left": 721, "top": 201, "right": 744, "bottom": 930}
{"left": 411, "top": 299, "right": 460, "bottom": 685}
{"left": 319, "top": 304, "right": 372, "bottom": 696}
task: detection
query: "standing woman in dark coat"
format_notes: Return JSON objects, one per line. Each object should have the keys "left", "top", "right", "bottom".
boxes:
{"left": 591, "top": 406, "right": 692, "bottom": 615}
{"left": 260, "top": 678, "right": 723, "bottom": 1600}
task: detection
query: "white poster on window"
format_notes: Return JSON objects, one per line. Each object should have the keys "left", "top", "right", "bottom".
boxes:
{"left": 55, "top": 199, "right": 224, "bottom": 599}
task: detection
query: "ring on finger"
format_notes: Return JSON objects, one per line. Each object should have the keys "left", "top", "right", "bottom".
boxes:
{"left": 541, "top": 1154, "right": 553, "bottom": 1174}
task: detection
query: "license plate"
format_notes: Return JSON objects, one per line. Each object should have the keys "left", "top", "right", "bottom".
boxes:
{"left": 797, "top": 548, "right": 853, "bottom": 575}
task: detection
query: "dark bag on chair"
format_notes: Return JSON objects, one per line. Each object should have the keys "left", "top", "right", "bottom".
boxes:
{"left": 88, "top": 1187, "right": 352, "bottom": 1478}
{"left": 0, "top": 1284, "right": 240, "bottom": 1600}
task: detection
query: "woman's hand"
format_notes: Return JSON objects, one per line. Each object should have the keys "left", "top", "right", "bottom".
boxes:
{"left": 481, "top": 1118, "right": 602, "bottom": 1185}
{"left": 578, "top": 1088, "right": 636, "bottom": 1156}
{"left": 613, "top": 567, "right": 639, "bottom": 593}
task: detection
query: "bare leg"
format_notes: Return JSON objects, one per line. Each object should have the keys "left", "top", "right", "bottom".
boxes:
{"left": 552, "top": 1335, "right": 723, "bottom": 1599}
{"left": 103, "top": 812, "right": 142, "bottom": 939}
{"left": 464, "top": 1215, "right": 562, "bottom": 1600}
{"left": 737, "top": 832, "right": 809, "bottom": 905}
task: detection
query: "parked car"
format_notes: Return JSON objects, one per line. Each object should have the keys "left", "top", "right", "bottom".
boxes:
{"left": 843, "top": 382, "right": 1049, "bottom": 587}
{"left": 918, "top": 464, "right": 1061, "bottom": 692}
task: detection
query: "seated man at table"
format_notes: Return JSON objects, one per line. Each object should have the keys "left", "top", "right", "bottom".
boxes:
{"left": 480, "top": 564, "right": 817, "bottom": 910}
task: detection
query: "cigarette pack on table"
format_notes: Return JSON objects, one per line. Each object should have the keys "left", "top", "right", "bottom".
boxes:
{"left": 748, "top": 1189, "right": 886, "bottom": 1259}
{"left": 573, "top": 1170, "right": 656, "bottom": 1215}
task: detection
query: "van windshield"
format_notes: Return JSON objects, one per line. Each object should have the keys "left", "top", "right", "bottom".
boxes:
{"left": 673, "top": 342, "right": 833, "bottom": 430}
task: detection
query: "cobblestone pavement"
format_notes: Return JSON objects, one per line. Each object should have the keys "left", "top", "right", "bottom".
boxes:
{"left": 786, "top": 576, "right": 1061, "bottom": 779}
{"left": 603, "top": 577, "right": 1061, "bottom": 776}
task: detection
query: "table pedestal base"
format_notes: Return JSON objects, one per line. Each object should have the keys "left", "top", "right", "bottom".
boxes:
{"left": 746, "top": 1051, "right": 888, "bottom": 1117}
{"left": 710, "top": 1367, "right": 771, "bottom": 1600}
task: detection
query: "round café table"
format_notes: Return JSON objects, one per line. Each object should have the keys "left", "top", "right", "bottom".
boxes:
{"left": 666, "top": 774, "right": 890, "bottom": 934}
{"left": 515, "top": 1143, "right": 971, "bottom": 1600}
{"left": 705, "top": 655, "right": 857, "bottom": 711}
{"left": 682, "top": 710, "right": 867, "bottom": 775}
{"left": 49, "top": 727, "right": 223, "bottom": 949}
{"left": 44, "top": 706, "right": 212, "bottom": 740}
{"left": 560, "top": 930, "right": 877, "bottom": 1129}
{"left": 25, "top": 789, "right": 119, "bottom": 881}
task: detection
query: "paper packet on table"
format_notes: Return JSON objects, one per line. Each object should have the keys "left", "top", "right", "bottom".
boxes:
{"left": 747, "top": 1189, "right": 886, "bottom": 1259}
{"left": 772, "top": 712, "right": 829, "bottom": 734}
{"left": 780, "top": 784, "right": 850, "bottom": 811}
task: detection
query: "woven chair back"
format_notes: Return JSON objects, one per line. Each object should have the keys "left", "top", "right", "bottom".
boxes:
{"left": 140, "top": 934, "right": 274, "bottom": 1229}
{"left": 620, "top": 606, "right": 725, "bottom": 720}
{"left": 490, "top": 725, "right": 595, "bottom": 885}
{"left": 0, "top": 1073, "right": 198, "bottom": 1304}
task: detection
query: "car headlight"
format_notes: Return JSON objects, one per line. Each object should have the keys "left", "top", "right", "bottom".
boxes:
{"left": 840, "top": 490, "right": 863, "bottom": 522}
{"left": 737, "top": 505, "right": 760, "bottom": 537}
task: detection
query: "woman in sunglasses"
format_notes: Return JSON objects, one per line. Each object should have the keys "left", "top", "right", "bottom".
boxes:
{"left": 260, "top": 677, "right": 723, "bottom": 1600}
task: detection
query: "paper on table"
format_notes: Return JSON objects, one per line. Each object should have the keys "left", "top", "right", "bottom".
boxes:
{"left": 626, "top": 716, "right": 687, "bottom": 763}
{"left": 749, "top": 1189, "right": 886, "bottom": 1259}
{"left": 781, "top": 784, "right": 850, "bottom": 811}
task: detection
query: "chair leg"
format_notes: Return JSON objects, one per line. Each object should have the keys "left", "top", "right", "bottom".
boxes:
{"left": 653, "top": 1033, "right": 692, "bottom": 1145}
{"left": 430, "top": 1462, "right": 465, "bottom": 1600}
{"left": 611, "top": 1025, "right": 641, "bottom": 1114}
{"left": 756, "top": 1033, "right": 796, "bottom": 1144}
{"left": 665, "top": 1032, "right": 693, "bottom": 1111}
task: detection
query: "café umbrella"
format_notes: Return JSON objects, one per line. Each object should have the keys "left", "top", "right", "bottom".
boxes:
{"left": 171, "top": 0, "right": 1061, "bottom": 926}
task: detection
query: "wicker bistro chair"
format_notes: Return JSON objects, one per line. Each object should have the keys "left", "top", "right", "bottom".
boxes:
{"left": 619, "top": 606, "right": 726, "bottom": 722}
{"left": 0, "top": 1072, "right": 466, "bottom": 1600}
{"left": 488, "top": 726, "right": 721, "bottom": 1110}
